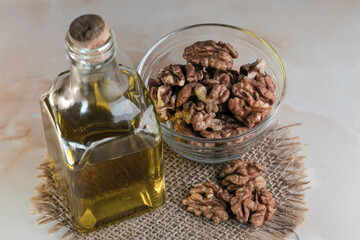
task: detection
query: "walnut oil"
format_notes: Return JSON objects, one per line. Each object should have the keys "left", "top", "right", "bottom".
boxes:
{"left": 40, "top": 14, "right": 165, "bottom": 232}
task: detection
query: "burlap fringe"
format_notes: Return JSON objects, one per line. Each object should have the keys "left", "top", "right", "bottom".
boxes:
{"left": 30, "top": 123, "right": 309, "bottom": 240}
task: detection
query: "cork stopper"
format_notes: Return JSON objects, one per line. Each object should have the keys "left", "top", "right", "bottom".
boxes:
{"left": 68, "top": 14, "right": 110, "bottom": 49}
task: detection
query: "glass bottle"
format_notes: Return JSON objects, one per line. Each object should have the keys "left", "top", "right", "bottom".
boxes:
{"left": 40, "top": 14, "right": 165, "bottom": 233}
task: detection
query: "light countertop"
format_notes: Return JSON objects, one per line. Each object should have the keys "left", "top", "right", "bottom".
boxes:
{"left": 0, "top": 1, "right": 359, "bottom": 239}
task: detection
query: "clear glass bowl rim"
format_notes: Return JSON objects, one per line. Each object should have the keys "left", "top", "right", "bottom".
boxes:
{"left": 137, "top": 23, "right": 287, "bottom": 144}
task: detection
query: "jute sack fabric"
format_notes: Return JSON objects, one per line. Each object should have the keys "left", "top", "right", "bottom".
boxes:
{"left": 31, "top": 124, "right": 308, "bottom": 240}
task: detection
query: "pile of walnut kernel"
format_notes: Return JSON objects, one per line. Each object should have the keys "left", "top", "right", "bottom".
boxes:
{"left": 148, "top": 40, "right": 276, "bottom": 139}
{"left": 182, "top": 160, "right": 276, "bottom": 227}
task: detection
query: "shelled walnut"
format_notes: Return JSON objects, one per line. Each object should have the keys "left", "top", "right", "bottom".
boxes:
{"left": 229, "top": 59, "right": 276, "bottom": 127}
{"left": 221, "top": 160, "right": 275, "bottom": 227}
{"left": 176, "top": 82, "right": 198, "bottom": 108}
{"left": 185, "top": 62, "right": 204, "bottom": 82}
{"left": 183, "top": 40, "right": 238, "bottom": 71}
{"left": 147, "top": 40, "right": 276, "bottom": 139}
{"left": 182, "top": 182, "right": 231, "bottom": 224}
{"left": 230, "top": 186, "right": 275, "bottom": 227}
{"left": 219, "top": 160, "right": 266, "bottom": 192}
{"left": 158, "top": 64, "right": 186, "bottom": 86}
{"left": 150, "top": 85, "right": 176, "bottom": 122}
{"left": 182, "top": 160, "right": 276, "bottom": 227}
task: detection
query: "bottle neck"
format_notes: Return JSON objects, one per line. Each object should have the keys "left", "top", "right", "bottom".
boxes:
{"left": 66, "top": 30, "right": 124, "bottom": 91}
{"left": 69, "top": 58, "right": 119, "bottom": 85}
{"left": 65, "top": 30, "right": 129, "bottom": 101}
{"left": 66, "top": 30, "right": 117, "bottom": 71}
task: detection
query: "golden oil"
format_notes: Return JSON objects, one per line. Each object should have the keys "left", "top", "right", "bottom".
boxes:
{"left": 41, "top": 67, "right": 165, "bottom": 233}
{"left": 40, "top": 14, "right": 165, "bottom": 233}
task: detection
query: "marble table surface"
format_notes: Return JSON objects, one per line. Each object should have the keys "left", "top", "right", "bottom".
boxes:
{"left": 0, "top": 0, "right": 359, "bottom": 239}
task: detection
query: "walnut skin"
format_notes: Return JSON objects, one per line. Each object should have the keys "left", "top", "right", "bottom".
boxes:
{"left": 172, "top": 120, "right": 204, "bottom": 147}
{"left": 228, "top": 96, "right": 270, "bottom": 128}
{"left": 218, "top": 41, "right": 239, "bottom": 58}
{"left": 213, "top": 69, "right": 238, "bottom": 89}
{"left": 194, "top": 83, "right": 230, "bottom": 113}
{"left": 183, "top": 40, "right": 237, "bottom": 71}
{"left": 147, "top": 77, "right": 161, "bottom": 90}
{"left": 191, "top": 110, "right": 216, "bottom": 131}
{"left": 172, "top": 100, "right": 205, "bottom": 124}
{"left": 194, "top": 84, "right": 216, "bottom": 112}
{"left": 256, "top": 74, "right": 276, "bottom": 93}
{"left": 173, "top": 120, "right": 195, "bottom": 136}
{"left": 182, "top": 182, "right": 231, "bottom": 224}
{"left": 220, "top": 160, "right": 266, "bottom": 192}
{"left": 240, "top": 59, "right": 266, "bottom": 78}
{"left": 232, "top": 79, "right": 275, "bottom": 106}
{"left": 151, "top": 85, "right": 176, "bottom": 122}
{"left": 210, "top": 84, "right": 230, "bottom": 106}
{"left": 230, "top": 187, "right": 275, "bottom": 227}
{"left": 218, "top": 114, "right": 250, "bottom": 138}
{"left": 176, "top": 82, "right": 197, "bottom": 107}
{"left": 230, "top": 186, "right": 253, "bottom": 223}
{"left": 158, "top": 64, "right": 186, "bottom": 86}
{"left": 199, "top": 119, "right": 248, "bottom": 139}
{"left": 227, "top": 59, "right": 276, "bottom": 128}
{"left": 200, "top": 130, "right": 222, "bottom": 139}
{"left": 202, "top": 79, "right": 220, "bottom": 88}
{"left": 173, "top": 120, "right": 202, "bottom": 145}
{"left": 185, "top": 62, "right": 204, "bottom": 82}
{"left": 183, "top": 100, "right": 205, "bottom": 115}
{"left": 259, "top": 188, "right": 276, "bottom": 222}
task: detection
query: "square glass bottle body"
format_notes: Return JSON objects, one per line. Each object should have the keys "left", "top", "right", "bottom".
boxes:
{"left": 40, "top": 64, "right": 165, "bottom": 233}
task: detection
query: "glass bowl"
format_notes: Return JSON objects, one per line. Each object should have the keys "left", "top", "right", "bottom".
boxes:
{"left": 137, "top": 23, "right": 286, "bottom": 163}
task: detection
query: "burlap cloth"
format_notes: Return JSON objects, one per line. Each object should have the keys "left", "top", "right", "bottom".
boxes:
{"left": 31, "top": 124, "right": 309, "bottom": 240}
